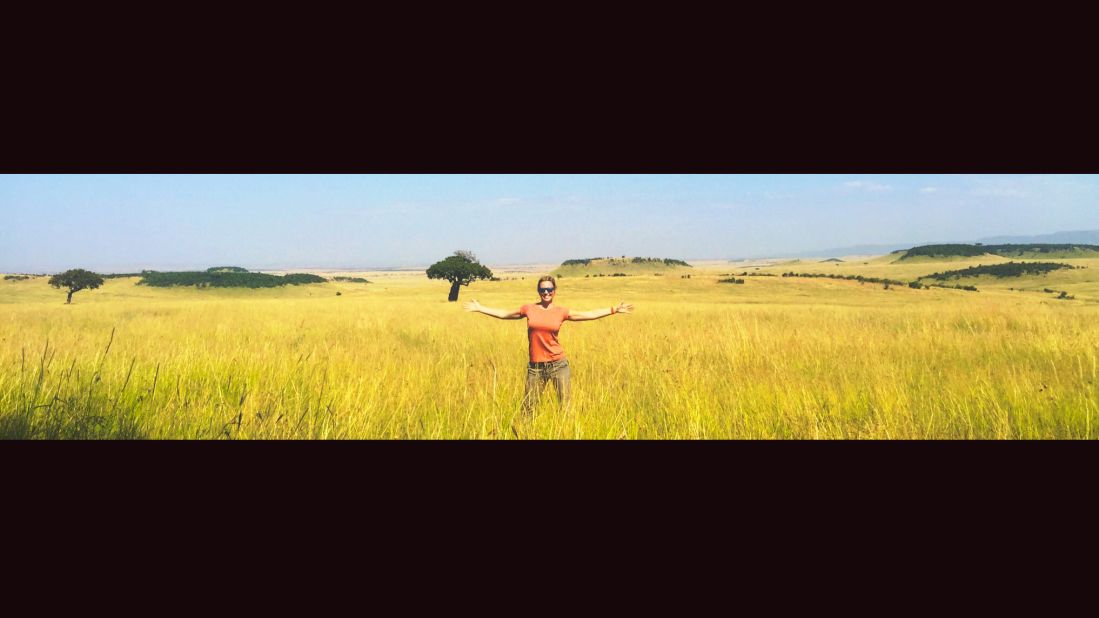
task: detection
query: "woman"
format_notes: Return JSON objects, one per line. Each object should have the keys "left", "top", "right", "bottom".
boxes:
{"left": 463, "top": 275, "right": 634, "bottom": 417}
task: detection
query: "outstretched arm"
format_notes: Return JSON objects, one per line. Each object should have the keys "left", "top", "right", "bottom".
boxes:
{"left": 567, "top": 302, "right": 634, "bottom": 322}
{"left": 463, "top": 299, "right": 522, "bottom": 320}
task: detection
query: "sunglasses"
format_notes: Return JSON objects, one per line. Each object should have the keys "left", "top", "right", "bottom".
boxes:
{"left": 538, "top": 287, "right": 555, "bottom": 294}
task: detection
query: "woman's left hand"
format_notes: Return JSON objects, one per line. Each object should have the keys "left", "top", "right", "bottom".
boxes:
{"left": 615, "top": 302, "right": 634, "bottom": 314}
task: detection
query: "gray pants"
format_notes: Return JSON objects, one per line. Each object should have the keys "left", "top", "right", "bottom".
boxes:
{"left": 521, "top": 359, "right": 572, "bottom": 416}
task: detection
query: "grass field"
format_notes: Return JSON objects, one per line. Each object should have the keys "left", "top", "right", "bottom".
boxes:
{"left": 3, "top": 257, "right": 1099, "bottom": 439}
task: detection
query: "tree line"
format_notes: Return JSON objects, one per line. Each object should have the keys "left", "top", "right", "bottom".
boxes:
{"left": 560, "top": 257, "right": 691, "bottom": 267}
{"left": 138, "top": 271, "right": 327, "bottom": 288}
{"left": 775, "top": 271, "right": 979, "bottom": 292}
{"left": 332, "top": 276, "right": 372, "bottom": 283}
{"left": 780, "top": 271, "right": 909, "bottom": 286}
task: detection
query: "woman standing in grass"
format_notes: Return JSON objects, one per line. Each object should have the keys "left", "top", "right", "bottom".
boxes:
{"left": 464, "top": 275, "right": 634, "bottom": 417}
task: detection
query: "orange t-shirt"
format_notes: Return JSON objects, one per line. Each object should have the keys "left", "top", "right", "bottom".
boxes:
{"left": 520, "top": 304, "right": 570, "bottom": 363}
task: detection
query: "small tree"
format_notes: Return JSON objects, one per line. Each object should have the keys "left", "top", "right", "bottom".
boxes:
{"left": 426, "top": 251, "right": 493, "bottom": 302}
{"left": 49, "top": 269, "right": 105, "bottom": 304}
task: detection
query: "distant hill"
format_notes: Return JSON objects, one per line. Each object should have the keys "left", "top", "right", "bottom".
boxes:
{"left": 553, "top": 257, "right": 692, "bottom": 277}
{"left": 766, "top": 243, "right": 927, "bottom": 259}
{"left": 976, "top": 230, "right": 1099, "bottom": 245}
{"left": 756, "top": 230, "right": 1099, "bottom": 260}
{"left": 894, "top": 243, "right": 1099, "bottom": 261}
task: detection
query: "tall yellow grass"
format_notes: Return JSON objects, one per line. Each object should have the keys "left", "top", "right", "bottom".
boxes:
{"left": 2, "top": 262, "right": 1097, "bottom": 439}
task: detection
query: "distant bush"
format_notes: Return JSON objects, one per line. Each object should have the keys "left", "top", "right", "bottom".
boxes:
{"left": 4, "top": 275, "right": 31, "bottom": 281}
{"left": 718, "top": 278, "right": 745, "bottom": 284}
{"left": 611, "top": 273, "right": 628, "bottom": 277}
{"left": 206, "top": 266, "right": 249, "bottom": 273}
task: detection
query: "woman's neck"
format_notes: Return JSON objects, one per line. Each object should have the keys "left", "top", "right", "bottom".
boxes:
{"left": 538, "top": 300, "right": 553, "bottom": 309}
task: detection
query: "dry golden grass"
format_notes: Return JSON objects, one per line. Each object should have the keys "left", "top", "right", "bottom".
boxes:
{"left": 2, "top": 259, "right": 1098, "bottom": 439}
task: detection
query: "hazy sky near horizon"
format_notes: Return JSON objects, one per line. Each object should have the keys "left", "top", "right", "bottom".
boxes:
{"left": 2, "top": 174, "right": 1097, "bottom": 272}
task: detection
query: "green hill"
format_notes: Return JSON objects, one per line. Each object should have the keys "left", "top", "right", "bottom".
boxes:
{"left": 553, "top": 257, "right": 692, "bottom": 277}
{"left": 895, "top": 243, "right": 1099, "bottom": 262}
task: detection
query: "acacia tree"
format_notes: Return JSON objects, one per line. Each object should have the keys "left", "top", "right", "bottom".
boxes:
{"left": 49, "top": 269, "right": 105, "bottom": 304}
{"left": 426, "top": 251, "right": 493, "bottom": 302}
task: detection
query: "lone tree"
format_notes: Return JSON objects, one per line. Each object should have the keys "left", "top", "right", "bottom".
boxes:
{"left": 49, "top": 269, "right": 105, "bottom": 304}
{"left": 426, "top": 251, "right": 493, "bottom": 302}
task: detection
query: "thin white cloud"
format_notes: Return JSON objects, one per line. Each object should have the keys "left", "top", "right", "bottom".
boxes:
{"left": 920, "top": 187, "right": 938, "bottom": 193}
{"left": 843, "top": 180, "right": 893, "bottom": 192}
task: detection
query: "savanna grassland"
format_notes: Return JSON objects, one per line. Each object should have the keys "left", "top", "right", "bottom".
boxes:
{"left": 3, "top": 256, "right": 1099, "bottom": 439}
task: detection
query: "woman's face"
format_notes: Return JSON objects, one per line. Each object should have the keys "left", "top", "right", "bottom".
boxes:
{"left": 537, "top": 281, "right": 556, "bottom": 302}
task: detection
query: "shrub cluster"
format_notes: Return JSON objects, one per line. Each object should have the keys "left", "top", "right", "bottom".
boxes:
{"left": 4, "top": 275, "right": 31, "bottom": 281}
{"left": 1042, "top": 288, "right": 1076, "bottom": 300}
{"left": 138, "top": 271, "right": 327, "bottom": 288}
{"left": 922, "top": 262, "right": 1075, "bottom": 280}
{"left": 718, "top": 278, "right": 745, "bottom": 284}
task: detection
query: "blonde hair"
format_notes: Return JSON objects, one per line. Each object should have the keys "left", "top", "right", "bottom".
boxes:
{"left": 536, "top": 275, "right": 557, "bottom": 291}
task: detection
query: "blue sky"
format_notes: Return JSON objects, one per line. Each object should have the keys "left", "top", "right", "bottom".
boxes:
{"left": 2, "top": 174, "right": 1097, "bottom": 272}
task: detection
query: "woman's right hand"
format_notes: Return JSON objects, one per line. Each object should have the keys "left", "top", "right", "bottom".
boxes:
{"left": 463, "top": 299, "right": 482, "bottom": 313}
